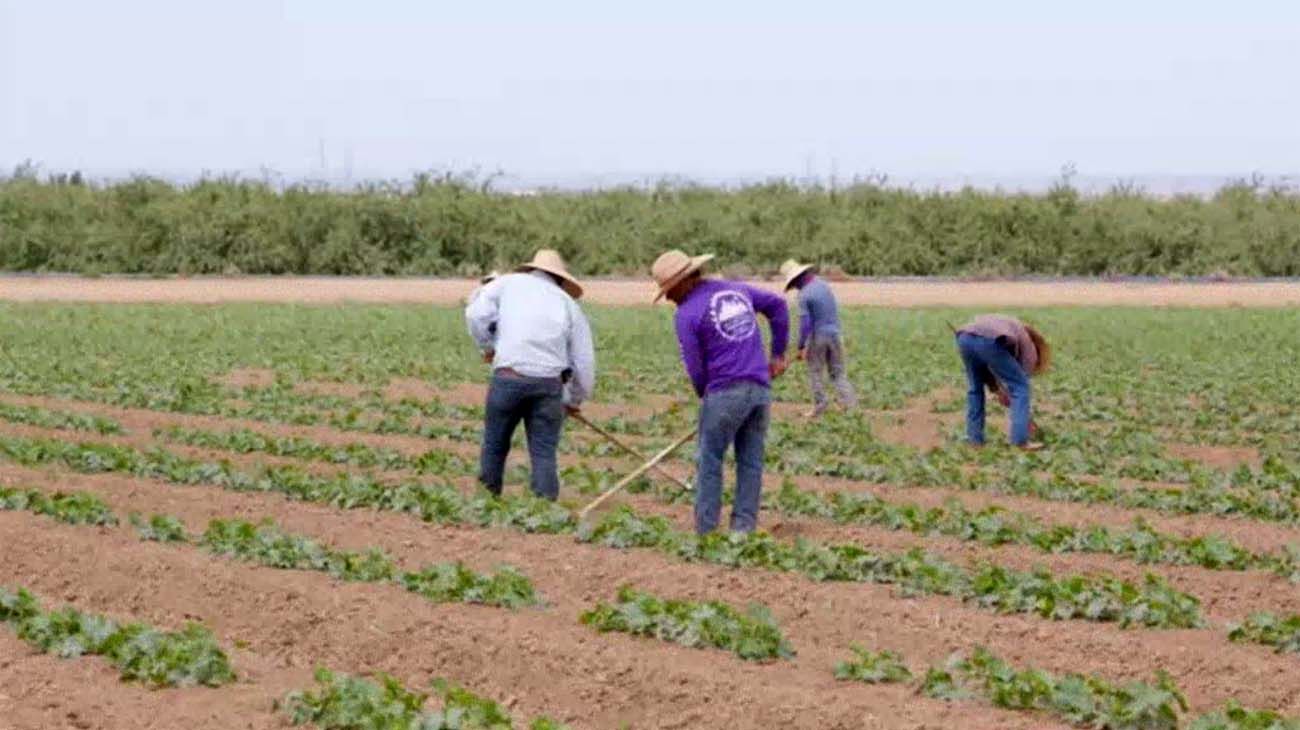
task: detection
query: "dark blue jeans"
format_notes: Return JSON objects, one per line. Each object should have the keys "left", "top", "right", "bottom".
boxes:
{"left": 956, "top": 332, "right": 1031, "bottom": 446}
{"left": 478, "top": 373, "right": 565, "bottom": 500}
{"left": 695, "top": 381, "right": 770, "bottom": 535}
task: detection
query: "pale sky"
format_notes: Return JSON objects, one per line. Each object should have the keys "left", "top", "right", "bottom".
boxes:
{"left": 2, "top": 0, "right": 1298, "bottom": 188}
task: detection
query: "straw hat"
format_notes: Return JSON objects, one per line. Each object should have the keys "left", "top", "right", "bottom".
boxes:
{"left": 517, "top": 249, "right": 583, "bottom": 300}
{"left": 779, "top": 259, "right": 816, "bottom": 291}
{"left": 1024, "top": 324, "right": 1052, "bottom": 375}
{"left": 480, "top": 270, "right": 500, "bottom": 285}
{"left": 651, "top": 250, "right": 715, "bottom": 302}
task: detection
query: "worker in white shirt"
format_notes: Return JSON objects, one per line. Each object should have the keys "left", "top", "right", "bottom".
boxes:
{"left": 465, "top": 250, "right": 596, "bottom": 500}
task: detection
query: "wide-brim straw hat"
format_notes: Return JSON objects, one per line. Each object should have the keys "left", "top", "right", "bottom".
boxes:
{"left": 1025, "top": 324, "right": 1052, "bottom": 375}
{"left": 480, "top": 270, "right": 500, "bottom": 285}
{"left": 779, "top": 259, "right": 817, "bottom": 291}
{"left": 517, "top": 249, "right": 583, "bottom": 300}
{"left": 651, "top": 250, "right": 715, "bottom": 302}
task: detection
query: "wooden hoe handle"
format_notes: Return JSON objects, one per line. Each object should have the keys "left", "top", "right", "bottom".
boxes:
{"left": 577, "top": 428, "right": 697, "bottom": 521}
{"left": 571, "top": 412, "right": 693, "bottom": 492}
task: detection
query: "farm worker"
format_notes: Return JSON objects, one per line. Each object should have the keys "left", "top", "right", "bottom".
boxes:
{"left": 465, "top": 250, "right": 595, "bottom": 500}
{"left": 651, "top": 250, "right": 790, "bottom": 535}
{"left": 779, "top": 259, "right": 858, "bottom": 418}
{"left": 953, "top": 315, "right": 1051, "bottom": 450}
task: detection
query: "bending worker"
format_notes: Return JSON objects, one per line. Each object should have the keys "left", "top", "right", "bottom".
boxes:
{"left": 954, "top": 314, "right": 1050, "bottom": 450}
{"left": 466, "top": 250, "right": 595, "bottom": 500}
{"left": 651, "top": 250, "right": 789, "bottom": 535}
{"left": 780, "top": 259, "right": 857, "bottom": 418}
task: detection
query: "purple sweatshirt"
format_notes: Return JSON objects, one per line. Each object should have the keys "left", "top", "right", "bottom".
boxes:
{"left": 673, "top": 279, "right": 790, "bottom": 398}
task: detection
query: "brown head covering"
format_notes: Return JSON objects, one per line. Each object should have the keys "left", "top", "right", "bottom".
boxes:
{"left": 1024, "top": 324, "right": 1051, "bottom": 375}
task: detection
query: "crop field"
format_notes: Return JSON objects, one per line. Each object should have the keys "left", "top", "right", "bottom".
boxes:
{"left": 2, "top": 300, "right": 1300, "bottom": 729}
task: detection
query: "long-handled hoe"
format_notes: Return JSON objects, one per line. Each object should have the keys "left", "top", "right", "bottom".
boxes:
{"left": 576, "top": 428, "right": 696, "bottom": 522}
{"left": 570, "top": 411, "right": 693, "bottom": 492}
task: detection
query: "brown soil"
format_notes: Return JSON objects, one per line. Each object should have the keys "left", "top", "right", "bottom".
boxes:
{"left": 1167, "top": 443, "right": 1261, "bottom": 469}
{"left": 1, "top": 480, "right": 1071, "bottom": 730}
{"left": 292, "top": 380, "right": 373, "bottom": 399}
{"left": 6, "top": 276, "right": 1300, "bottom": 307}
{"left": 7, "top": 465, "right": 1300, "bottom": 726}
{"left": 5, "top": 383, "right": 1300, "bottom": 726}
{"left": 215, "top": 367, "right": 276, "bottom": 390}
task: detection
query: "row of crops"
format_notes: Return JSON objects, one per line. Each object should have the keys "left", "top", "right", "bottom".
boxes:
{"left": 3, "top": 487, "right": 1298, "bottom": 730}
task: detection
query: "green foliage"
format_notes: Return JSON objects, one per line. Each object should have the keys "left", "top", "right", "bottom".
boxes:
{"left": 0, "top": 486, "right": 117, "bottom": 526}
{"left": 0, "top": 431, "right": 1205, "bottom": 630}
{"left": 432, "top": 679, "right": 516, "bottom": 729}
{"left": 580, "top": 507, "right": 1204, "bottom": 629}
{"left": 771, "top": 480, "right": 1270, "bottom": 574}
{"left": 201, "top": 518, "right": 398, "bottom": 582}
{"left": 282, "top": 667, "right": 567, "bottom": 729}
{"left": 0, "top": 401, "right": 123, "bottom": 434}
{"left": 107, "top": 622, "right": 237, "bottom": 688}
{"left": 201, "top": 517, "right": 538, "bottom": 609}
{"left": 399, "top": 564, "right": 538, "bottom": 609}
{"left": 580, "top": 586, "right": 795, "bottom": 662}
{"left": 0, "top": 585, "right": 234, "bottom": 687}
{"left": 527, "top": 719, "right": 571, "bottom": 730}
{"left": 282, "top": 667, "right": 434, "bottom": 730}
{"left": 1228, "top": 613, "right": 1300, "bottom": 654}
{"left": 129, "top": 512, "right": 190, "bottom": 543}
{"left": 924, "top": 647, "right": 1186, "bottom": 730}
{"left": 5, "top": 175, "right": 1300, "bottom": 276}
{"left": 1188, "top": 701, "right": 1300, "bottom": 730}
{"left": 0, "top": 434, "right": 575, "bottom": 535}
{"left": 833, "top": 645, "right": 913, "bottom": 684}
{"left": 132, "top": 420, "right": 1300, "bottom": 581}
{"left": 156, "top": 424, "right": 473, "bottom": 474}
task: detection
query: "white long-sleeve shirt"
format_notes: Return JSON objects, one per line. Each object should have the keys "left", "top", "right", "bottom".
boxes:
{"left": 465, "top": 271, "right": 596, "bottom": 406}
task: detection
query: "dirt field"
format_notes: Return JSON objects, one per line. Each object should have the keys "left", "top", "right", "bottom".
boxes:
{"left": 4, "top": 275, "right": 1300, "bottom": 306}
{"left": 3, "top": 294, "right": 1300, "bottom": 729}
{"left": 3, "top": 387, "right": 1300, "bottom": 729}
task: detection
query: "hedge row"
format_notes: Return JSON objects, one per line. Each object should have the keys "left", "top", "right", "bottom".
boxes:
{"left": 3, "top": 174, "right": 1298, "bottom": 276}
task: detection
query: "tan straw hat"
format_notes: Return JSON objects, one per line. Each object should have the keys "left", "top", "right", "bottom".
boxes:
{"left": 651, "top": 249, "right": 715, "bottom": 302}
{"left": 778, "top": 259, "right": 816, "bottom": 291}
{"left": 480, "top": 270, "right": 500, "bottom": 285}
{"left": 517, "top": 249, "right": 583, "bottom": 300}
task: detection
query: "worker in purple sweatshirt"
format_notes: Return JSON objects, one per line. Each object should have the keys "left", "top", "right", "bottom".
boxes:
{"left": 650, "top": 250, "right": 790, "bottom": 535}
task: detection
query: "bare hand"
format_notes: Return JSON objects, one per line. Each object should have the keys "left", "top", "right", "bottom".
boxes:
{"left": 769, "top": 356, "right": 788, "bottom": 379}
{"left": 996, "top": 387, "right": 1011, "bottom": 408}
{"left": 796, "top": 348, "right": 807, "bottom": 362}
{"left": 482, "top": 350, "right": 494, "bottom": 364}
{"left": 565, "top": 405, "right": 581, "bottom": 417}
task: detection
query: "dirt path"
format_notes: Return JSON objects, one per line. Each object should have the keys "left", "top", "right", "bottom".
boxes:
{"left": 5, "top": 276, "right": 1300, "bottom": 307}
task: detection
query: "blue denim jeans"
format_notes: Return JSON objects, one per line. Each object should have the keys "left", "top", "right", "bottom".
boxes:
{"left": 478, "top": 373, "right": 565, "bottom": 500}
{"left": 956, "top": 332, "right": 1031, "bottom": 446}
{"left": 695, "top": 381, "right": 771, "bottom": 535}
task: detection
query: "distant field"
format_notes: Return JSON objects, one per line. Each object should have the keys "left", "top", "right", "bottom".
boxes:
{"left": 2, "top": 303, "right": 1300, "bottom": 728}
